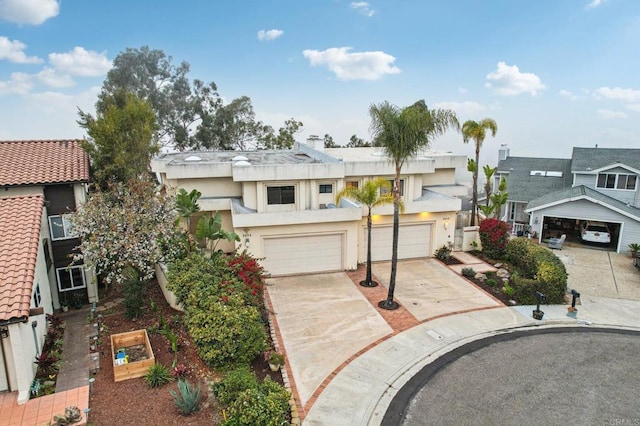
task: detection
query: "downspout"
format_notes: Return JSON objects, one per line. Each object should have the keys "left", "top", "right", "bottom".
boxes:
{"left": 0, "top": 318, "right": 28, "bottom": 391}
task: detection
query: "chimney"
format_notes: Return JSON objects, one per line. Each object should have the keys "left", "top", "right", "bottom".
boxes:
{"left": 498, "top": 144, "right": 509, "bottom": 161}
{"left": 306, "top": 135, "right": 324, "bottom": 152}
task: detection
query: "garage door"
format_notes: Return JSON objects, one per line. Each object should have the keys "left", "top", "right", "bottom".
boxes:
{"left": 263, "top": 234, "right": 343, "bottom": 276}
{"left": 369, "top": 223, "right": 432, "bottom": 261}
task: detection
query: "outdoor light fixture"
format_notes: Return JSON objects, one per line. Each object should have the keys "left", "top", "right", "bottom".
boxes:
{"left": 443, "top": 218, "right": 450, "bottom": 230}
{"left": 245, "top": 238, "right": 250, "bottom": 248}
{"left": 0, "top": 326, "right": 8, "bottom": 338}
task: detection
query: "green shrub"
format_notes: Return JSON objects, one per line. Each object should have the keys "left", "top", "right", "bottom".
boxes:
{"left": 479, "top": 218, "right": 510, "bottom": 259}
{"left": 185, "top": 296, "right": 267, "bottom": 367}
{"left": 170, "top": 379, "right": 201, "bottom": 415}
{"left": 503, "top": 283, "right": 515, "bottom": 297}
{"left": 511, "top": 275, "right": 539, "bottom": 304}
{"left": 434, "top": 244, "right": 452, "bottom": 261}
{"left": 486, "top": 278, "right": 497, "bottom": 287}
{"left": 223, "top": 377, "right": 290, "bottom": 426}
{"left": 461, "top": 267, "right": 476, "bottom": 277}
{"left": 122, "top": 267, "right": 146, "bottom": 319}
{"left": 145, "top": 363, "right": 173, "bottom": 388}
{"left": 212, "top": 366, "right": 259, "bottom": 406}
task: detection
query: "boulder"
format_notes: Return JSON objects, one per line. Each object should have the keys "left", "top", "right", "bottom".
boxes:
{"left": 474, "top": 273, "right": 487, "bottom": 282}
{"left": 496, "top": 268, "right": 510, "bottom": 279}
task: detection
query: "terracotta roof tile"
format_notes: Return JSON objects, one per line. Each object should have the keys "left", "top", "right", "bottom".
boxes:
{"left": 0, "top": 194, "right": 44, "bottom": 321}
{"left": 0, "top": 140, "right": 89, "bottom": 186}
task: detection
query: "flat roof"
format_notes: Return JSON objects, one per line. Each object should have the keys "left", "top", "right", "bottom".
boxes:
{"left": 324, "top": 147, "right": 456, "bottom": 162}
{"left": 157, "top": 150, "right": 321, "bottom": 166}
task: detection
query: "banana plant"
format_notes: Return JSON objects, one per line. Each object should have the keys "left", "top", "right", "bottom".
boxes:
{"left": 196, "top": 211, "right": 240, "bottom": 255}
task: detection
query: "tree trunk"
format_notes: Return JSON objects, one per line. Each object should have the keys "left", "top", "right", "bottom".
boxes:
{"left": 380, "top": 168, "right": 401, "bottom": 310}
{"left": 471, "top": 145, "right": 480, "bottom": 226}
{"left": 364, "top": 210, "right": 374, "bottom": 286}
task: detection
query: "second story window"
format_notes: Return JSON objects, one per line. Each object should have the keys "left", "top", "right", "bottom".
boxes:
{"left": 380, "top": 179, "right": 404, "bottom": 196}
{"left": 346, "top": 181, "right": 359, "bottom": 189}
{"left": 597, "top": 173, "right": 637, "bottom": 190}
{"left": 49, "top": 214, "right": 78, "bottom": 241}
{"left": 319, "top": 184, "right": 333, "bottom": 194}
{"left": 267, "top": 186, "right": 295, "bottom": 205}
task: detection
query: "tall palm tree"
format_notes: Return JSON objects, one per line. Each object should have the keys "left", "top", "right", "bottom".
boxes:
{"left": 369, "top": 100, "right": 459, "bottom": 310}
{"left": 335, "top": 178, "right": 395, "bottom": 287}
{"left": 462, "top": 118, "right": 498, "bottom": 226}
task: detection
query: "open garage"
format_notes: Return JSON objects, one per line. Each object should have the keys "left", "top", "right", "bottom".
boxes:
{"left": 541, "top": 216, "right": 621, "bottom": 251}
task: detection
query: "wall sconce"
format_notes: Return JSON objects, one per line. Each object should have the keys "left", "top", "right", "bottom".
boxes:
{"left": 245, "top": 238, "right": 250, "bottom": 248}
{"left": 0, "top": 326, "right": 8, "bottom": 338}
{"left": 534, "top": 217, "right": 539, "bottom": 225}
{"left": 443, "top": 219, "right": 450, "bottom": 230}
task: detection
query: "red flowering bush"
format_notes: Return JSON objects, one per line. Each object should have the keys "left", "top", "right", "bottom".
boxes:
{"left": 479, "top": 218, "right": 510, "bottom": 259}
{"left": 227, "top": 252, "right": 266, "bottom": 308}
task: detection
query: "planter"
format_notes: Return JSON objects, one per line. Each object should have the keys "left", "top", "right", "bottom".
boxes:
{"left": 110, "top": 329, "right": 155, "bottom": 382}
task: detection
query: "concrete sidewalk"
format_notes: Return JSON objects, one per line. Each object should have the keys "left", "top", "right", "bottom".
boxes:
{"left": 303, "top": 297, "right": 640, "bottom": 425}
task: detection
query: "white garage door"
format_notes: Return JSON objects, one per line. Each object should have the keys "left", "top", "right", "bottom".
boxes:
{"left": 263, "top": 234, "right": 343, "bottom": 276}
{"left": 369, "top": 223, "right": 432, "bottom": 261}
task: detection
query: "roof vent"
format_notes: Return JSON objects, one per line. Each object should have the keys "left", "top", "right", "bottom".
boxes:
{"left": 234, "top": 160, "right": 251, "bottom": 167}
{"left": 185, "top": 155, "right": 202, "bottom": 162}
{"left": 232, "top": 155, "right": 249, "bottom": 162}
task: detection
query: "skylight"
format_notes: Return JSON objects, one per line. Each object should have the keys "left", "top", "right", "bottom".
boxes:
{"left": 530, "top": 170, "right": 563, "bottom": 177}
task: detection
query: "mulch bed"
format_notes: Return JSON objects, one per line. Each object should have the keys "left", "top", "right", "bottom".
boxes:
{"left": 88, "top": 279, "right": 282, "bottom": 425}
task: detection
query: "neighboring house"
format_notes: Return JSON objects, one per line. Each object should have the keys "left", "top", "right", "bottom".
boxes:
{"left": 495, "top": 144, "right": 640, "bottom": 253}
{"left": 0, "top": 194, "right": 53, "bottom": 404}
{"left": 0, "top": 140, "right": 96, "bottom": 308}
{"left": 151, "top": 137, "right": 467, "bottom": 276}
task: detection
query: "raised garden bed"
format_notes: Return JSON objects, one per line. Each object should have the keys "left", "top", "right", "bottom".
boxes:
{"left": 110, "top": 329, "right": 155, "bottom": 382}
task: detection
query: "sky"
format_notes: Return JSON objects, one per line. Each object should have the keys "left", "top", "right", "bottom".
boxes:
{"left": 1, "top": 0, "right": 639, "bottom": 169}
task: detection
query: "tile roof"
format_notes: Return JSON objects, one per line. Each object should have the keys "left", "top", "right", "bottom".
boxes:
{"left": 497, "top": 156, "right": 573, "bottom": 202}
{"left": 0, "top": 194, "right": 44, "bottom": 321}
{"left": 0, "top": 140, "right": 89, "bottom": 186}
{"left": 571, "top": 147, "right": 640, "bottom": 172}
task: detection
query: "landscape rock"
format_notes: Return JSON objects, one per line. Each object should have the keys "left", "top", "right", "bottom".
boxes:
{"left": 496, "top": 268, "right": 510, "bottom": 279}
{"left": 474, "top": 273, "right": 487, "bottom": 282}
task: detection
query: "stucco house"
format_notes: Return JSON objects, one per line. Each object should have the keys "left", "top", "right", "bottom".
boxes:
{"left": 495, "top": 145, "right": 640, "bottom": 252}
{"left": 151, "top": 138, "right": 467, "bottom": 276}
{"left": 0, "top": 140, "right": 96, "bottom": 308}
{"left": 0, "top": 194, "right": 54, "bottom": 403}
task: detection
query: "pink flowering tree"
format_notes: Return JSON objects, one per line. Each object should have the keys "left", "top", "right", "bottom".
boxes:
{"left": 71, "top": 180, "right": 181, "bottom": 288}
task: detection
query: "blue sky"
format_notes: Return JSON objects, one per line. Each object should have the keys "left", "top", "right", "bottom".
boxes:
{"left": 1, "top": 0, "right": 639, "bottom": 167}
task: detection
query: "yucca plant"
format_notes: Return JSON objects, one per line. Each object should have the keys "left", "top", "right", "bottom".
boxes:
{"left": 144, "top": 363, "right": 173, "bottom": 388}
{"left": 170, "top": 379, "right": 201, "bottom": 415}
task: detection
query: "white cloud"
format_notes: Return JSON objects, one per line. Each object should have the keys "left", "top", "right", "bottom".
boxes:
{"left": 302, "top": 47, "right": 400, "bottom": 81}
{"left": 0, "top": 0, "right": 59, "bottom": 25}
{"left": 559, "top": 89, "right": 578, "bottom": 100}
{"left": 457, "top": 86, "right": 468, "bottom": 94}
{"left": 0, "top": 36, "right": 42, "bottom": 63}
{"left": 627, "top": 104, "right": 640, "bottom": 112}
{"left": 597, "top": 109, "right": 628, "bottom": 120}
{"left": 350, "top": 2, "right": 375, "bottom": 17}
{"left": 485, "top": 62, "right": 545, "bottom": 96}
{"left": 257, "top": 29, "right": 284, "bottom": 41}
{"left": 0, "top": 72, "right": 33, "bottom": 96}
{"left": 48, "top": 46, "right": 111, "bottom": 77}
{"left": 34, "top": 68, "right": 74, "bottom": 88}
{"left": 433, "top": 101, "right": 486, "bottom": 116}
{"left": 594, "top": 86, "right": 640, "bottom": 103}
{"left": 586, "top": 0, "right": 606, "bottom": 9}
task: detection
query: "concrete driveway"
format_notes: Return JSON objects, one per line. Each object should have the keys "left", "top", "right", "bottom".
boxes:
{"left": 553, "top": 246, "right": 640, "bottom": 300}
{"left": 266, "top": 259, "right": 502, "bottom": 410}
{"left": 371, "top": 259, "right": 502, "bottom": 321}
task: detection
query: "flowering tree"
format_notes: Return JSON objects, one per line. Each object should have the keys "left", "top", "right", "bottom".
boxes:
{"left": 71, "top": 180, "right": 180, "bottom": 287}
{"left": 479, "top": 218, "right": 510, "bottom": 259}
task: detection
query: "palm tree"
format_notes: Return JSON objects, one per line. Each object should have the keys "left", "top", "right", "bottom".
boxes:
{"left": 462, "top": 118, "right": 498, "bottom": 226}
{"left": 369, "top": 100, "right": 459, "bottom": 310}
{"left": 335, "top": 178, "right": 395, "bottom": 287}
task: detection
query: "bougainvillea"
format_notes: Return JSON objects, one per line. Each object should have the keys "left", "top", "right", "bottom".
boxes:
{"left": 479, "top": 218, "right": 510, "bottom": 259}
{"left": 71, "top": 180, "right": 180, "bottom": 287}
{"left": 227, "top": 252, "right": 266, "bottom": 308}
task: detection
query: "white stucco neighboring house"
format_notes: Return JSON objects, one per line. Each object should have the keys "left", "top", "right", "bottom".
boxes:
{"left": 494, "top": 145, "right": 640, "bottom": 253}
{"left": 151, "top": 138, "right": 468, "bottom": 276}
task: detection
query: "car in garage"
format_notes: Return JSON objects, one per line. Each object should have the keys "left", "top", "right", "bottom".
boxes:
{"left": 580, "top": 221, "right": 611, "bottom": 244}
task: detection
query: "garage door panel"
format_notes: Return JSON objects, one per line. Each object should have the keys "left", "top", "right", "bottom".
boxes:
{"left": 263, "top": 234, "right": 343, "bottom": 276}
{"left": 369, "top": 224, "right": 431, "bottom": 261}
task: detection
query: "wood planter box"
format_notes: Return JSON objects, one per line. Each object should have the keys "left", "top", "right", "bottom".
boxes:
{"left": 110, "top": 329, "right": 155, "bottom": 382}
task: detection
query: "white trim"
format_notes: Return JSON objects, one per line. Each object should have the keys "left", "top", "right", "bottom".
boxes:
{"left": 580, "top": 162, "right": 640, "bottom": 175}
{"left": 526, "top": 195, "right": 640, "bottom": 222}
{"left": 48, "top": 214, "right": 78, "bottom": 241}
{"left": 56, "top": 266, "right": 87, "bottom": 292}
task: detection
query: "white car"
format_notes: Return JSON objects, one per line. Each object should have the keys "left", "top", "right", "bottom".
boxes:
{"left": 581, "top": 222, "right": 611, "bottom": 244}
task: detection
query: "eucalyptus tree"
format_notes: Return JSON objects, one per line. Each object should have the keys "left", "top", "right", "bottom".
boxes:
{"left": 462, "top": 118, "right": 498, "bottom": 226}
{"left": 335, "top": 178, "right": 395, "bottom": 287}
{"left": 369, "top": 100, "right": 459, "bottom": 310}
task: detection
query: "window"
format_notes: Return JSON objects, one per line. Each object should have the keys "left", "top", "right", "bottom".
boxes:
{"left": 597, "top": 173, "right": 637, "bottom": 190}
{"left": 57, "top": 266, "right": 86, "bottom": 292}
{"left": 49, "top": 215, "right": 77, "bottom": 240}
{"left": 43, "top": 239, "right": 52, "bottom": 271}
{"left": 381, "top": 179, "right": 404, "bottom": 196}
{"left": 319, "top": 184, "right": 333, "bottom": 194}
{"left": 346, "top": 181, "right": 359, "bottom": 189}
{"left": 509, "top": 203, "right": 516, "bottom": 221}
{"left": 33, "top": 283, "right": 42, "bottom": 308}
{"left": 267, "top": 186, "right": 295, "bottom": 205}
